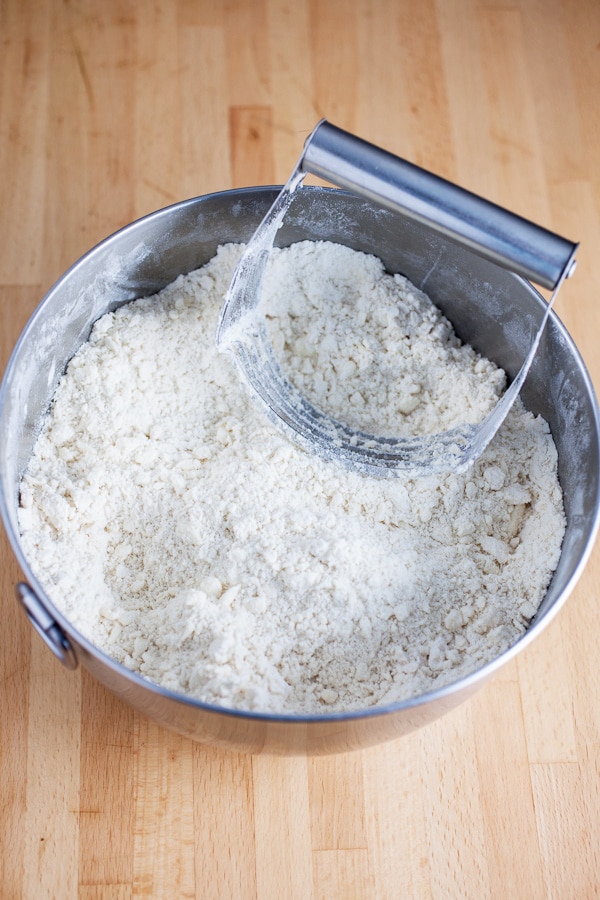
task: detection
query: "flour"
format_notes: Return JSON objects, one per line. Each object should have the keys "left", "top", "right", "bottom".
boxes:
{"left": 262, "top": 242, "right": 505, "bottom": 435}
{"left": 18, "top": 241, "right": 566, "bottom": 714}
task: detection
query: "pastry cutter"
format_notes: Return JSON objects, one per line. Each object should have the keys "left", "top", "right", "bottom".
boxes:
{"left": 216, "top": 120, "right": 578, "bottom": 476}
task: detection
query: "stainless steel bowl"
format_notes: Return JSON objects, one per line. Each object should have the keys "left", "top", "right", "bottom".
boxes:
{"left": 1, "top": 186, "right": 599, "bottom": 755}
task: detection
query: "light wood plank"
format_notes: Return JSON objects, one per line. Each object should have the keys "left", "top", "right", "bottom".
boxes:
{"left": 307, "top": 0, "right": 359, "bottom": 132}
{"left": 563, "top": 569, "right": 600, "bottom": 751}
{"left": 531, "top": 754, "right": 600, "bottom": 898}
{"left": 78, "top": 674, "right": 134, "bottom": 889}
{"left": 362, "top": 735, "right": 432, "bottom": 899}
{"left": 353, "top": 0, "right": 416, "bottom": 161}
{"left": 179, "top": 23, "right": 232, "bottom": 198}
{"left": 224, "top": 0, "right": 271, "bottom": 109}
{"left": 476, "top": 4, "right": 551, "bottom": 223}
{"left": 436, "top": 0, "right": 497, "bottom": 197}
{"left": 252, "top": 755, "right": 314, "bottom": 899}
{"left": 132, "top": 720, "right": 195, "bottom": 898}
{"left": 22, "top": 640, "right": 81, "bottom": 900}
{"left": 192, "top": 745, "right": 258, "bottom": 899}
{"left": 472, "top": 682, "right": 547, "bottom": 897}
{"left": 0, "top": 532, "right": 32, "bottom": 896}
{"left": 517, "top": 616, "right": 578, "bottom": 765}
{"left": 0, "top": 0, "right": 50, "bottom": 284}
{"left": 133, "top": 0, "right": 181, "bottom": 218}
{"left": 230, "top": 105, "right": 275, "bottom": 187}
{"left": 265, "top": 0, "right": 317, "bottom": 181}
{"left": 419, "top": 703, "right": 492, "bottom": 898}
{"left": 312, "top": 849, "right": 374, "bottom": 900}
{"left": 308, "top": 752, "right": 367, "bottom": 850}
{"left": 518, "top": 0, "right": 588, "bottom": 186}
{"left": 395, "top": 0, "right": 456, "bottom": 178}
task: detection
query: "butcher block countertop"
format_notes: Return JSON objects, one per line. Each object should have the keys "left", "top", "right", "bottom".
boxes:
{"left": 2, "top": 1, "right": 600, "bottom": 897}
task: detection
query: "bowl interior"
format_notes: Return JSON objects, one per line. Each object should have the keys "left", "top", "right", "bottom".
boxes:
{"left": 1, "top": 185, "right": 599, "bottom": 674}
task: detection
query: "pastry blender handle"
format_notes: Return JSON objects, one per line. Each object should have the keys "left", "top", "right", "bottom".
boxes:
{"left": 300, "top": 120, "right": 577, "bottom": 290}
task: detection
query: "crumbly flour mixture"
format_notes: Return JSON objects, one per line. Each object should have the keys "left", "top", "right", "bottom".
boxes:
{"left": 19, "top": 241, "right": 566, "bottom": 713}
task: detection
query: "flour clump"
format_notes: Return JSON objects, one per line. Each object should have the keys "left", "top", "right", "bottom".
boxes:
{"left": 18, "top": 241, "right": 566, "bottom": 713}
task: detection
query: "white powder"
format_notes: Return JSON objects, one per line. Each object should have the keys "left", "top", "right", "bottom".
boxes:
{"left": 18, "top": 241, "right": 566, "bottom": 714}
{"left": 263, "top": 241, "right": 506, "bottom": 435}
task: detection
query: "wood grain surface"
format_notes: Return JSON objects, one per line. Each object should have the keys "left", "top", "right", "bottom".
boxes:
{"left": 1, "top": 1, "right": 599, "bottom": 897}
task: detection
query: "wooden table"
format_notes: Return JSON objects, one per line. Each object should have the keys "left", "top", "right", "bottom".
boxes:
{"left": 1, "top": 1, "right": 599, "bottom": 896}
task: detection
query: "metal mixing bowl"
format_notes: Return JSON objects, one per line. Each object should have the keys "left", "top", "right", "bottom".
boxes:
{"left": 1, "top": 187, "right": 599, "bottom": 755}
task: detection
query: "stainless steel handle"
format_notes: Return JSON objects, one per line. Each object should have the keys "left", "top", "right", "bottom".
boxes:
{"left": 15, "top": 582, "right": 78, "bottom": 670}
{"left": 300, "top": 120, "right": 577, "bottom": 290}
